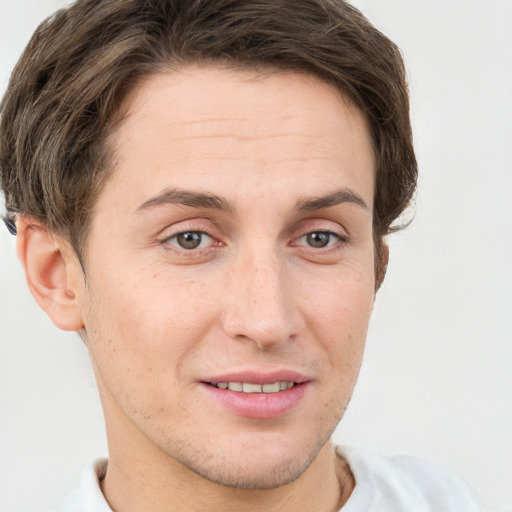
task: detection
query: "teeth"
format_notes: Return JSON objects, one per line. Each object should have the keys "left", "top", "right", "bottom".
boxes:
{"left": 262, "top": 382, "right": 280, "bottom": 393}
{"left": 215, "top": 381, "right": 295, "bottom": 393}
{"left": 242, "top": 383, "right": 262, "bottom": 393}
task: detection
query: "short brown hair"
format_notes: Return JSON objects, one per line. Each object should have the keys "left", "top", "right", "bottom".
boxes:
{"left": 0, "top": 0, "right": 417, "bottom": 271}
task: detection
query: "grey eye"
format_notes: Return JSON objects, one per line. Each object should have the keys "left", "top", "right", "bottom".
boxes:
{"left": 175, "top": 232, "right": 205, "bottom": 249}
{"left": 305, "top": 232, "right": 336, "bottom": 248}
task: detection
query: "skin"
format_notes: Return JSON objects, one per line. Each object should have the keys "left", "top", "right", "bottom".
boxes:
{"left": 17, "top": 66, "right": 382, "bottom": 511}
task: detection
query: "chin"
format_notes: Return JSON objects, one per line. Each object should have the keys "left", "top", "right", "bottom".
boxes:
{"left": 168, "top": 429, "right": 332, "bottom": 490}
{"left": 186, "top": 452, "right": 314, "bottom": 490}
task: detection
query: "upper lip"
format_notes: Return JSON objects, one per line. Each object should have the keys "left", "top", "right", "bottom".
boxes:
{"left": 201, "top": 370, "right": 311, "bottom": 385}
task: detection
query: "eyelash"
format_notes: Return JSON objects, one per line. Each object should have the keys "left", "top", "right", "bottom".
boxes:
{"left": 159, "top": 228, "right": 347, "bottom": 256}
{"left": 160, "top": 229, "right": 218, "bottom": 254}
{"left": 295, "top": 231, "right": 347, "bottom": 250}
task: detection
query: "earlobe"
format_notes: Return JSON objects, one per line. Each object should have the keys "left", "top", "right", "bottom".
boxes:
{"left": 16, "top": 216, "right": 84, "bottom": 331}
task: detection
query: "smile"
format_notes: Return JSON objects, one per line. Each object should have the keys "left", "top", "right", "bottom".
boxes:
{"left": 201, "top": 379, "right": 309, "bottom": 419}
{"left": 211, "top": 381, "right": 296, "bottom": 393}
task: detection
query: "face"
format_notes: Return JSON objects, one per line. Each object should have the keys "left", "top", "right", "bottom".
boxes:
{"left": 76, "top": 66, "right": 376, "bottom": 489}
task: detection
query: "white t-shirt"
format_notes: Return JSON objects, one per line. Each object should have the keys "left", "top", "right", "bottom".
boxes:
{"left": 54, "top": 446, "right": 485, "bottom": 512}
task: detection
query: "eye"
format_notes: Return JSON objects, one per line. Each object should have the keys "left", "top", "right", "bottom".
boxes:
{"left": 300, "top": 231, "right": 342, "bottom": 248}
{"left": 167, "top": 231, "right": 213, "bottom": 250}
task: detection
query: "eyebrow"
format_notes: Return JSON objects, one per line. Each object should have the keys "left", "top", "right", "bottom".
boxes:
{"left": 136, "top": 188, "right": 236, "bottom": 214}
{"left": 295, "top": 189, "right": 369, "bottom": 212}
{"left": 135, "top": 186, "right": 368, "bottom": 215}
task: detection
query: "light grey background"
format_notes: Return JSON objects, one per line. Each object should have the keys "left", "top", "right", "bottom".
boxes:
{"left": 1, "top": 1, "right": 511, "bottom": 511}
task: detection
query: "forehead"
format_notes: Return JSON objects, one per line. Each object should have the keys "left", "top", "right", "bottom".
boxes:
{"left": 119, "top": 66, "right": 372, "bottom": 152}
{"left": 100, "top": 65, "right": 375, "bottom": 214}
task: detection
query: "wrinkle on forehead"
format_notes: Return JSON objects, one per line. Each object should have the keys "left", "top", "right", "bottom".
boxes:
{"left": 103, "top": 65, "right": 376, "bottom": 214}
{"left": 118, "top": 64, "right": 367, "bottom": 136}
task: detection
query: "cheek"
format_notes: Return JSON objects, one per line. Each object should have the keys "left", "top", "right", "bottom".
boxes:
{"left": 302, "top": 257, "right": 375, "bottom": 332}
{"left": 299, "top": 263, "right": 375, "bottom": 374}
{"left": 80, "top": 266, "right": 218, "bottom": 387}
{"left": 79, "top": 274, "right": 219, "bottom": 429}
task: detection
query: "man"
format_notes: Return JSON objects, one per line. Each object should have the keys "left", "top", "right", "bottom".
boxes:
{"left": 0, "top": 0, "right": 485, "bottom": 510}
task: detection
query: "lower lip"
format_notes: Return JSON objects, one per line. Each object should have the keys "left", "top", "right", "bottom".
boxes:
{"left": 200, "top": 382, "right": 310, "bottom": 419}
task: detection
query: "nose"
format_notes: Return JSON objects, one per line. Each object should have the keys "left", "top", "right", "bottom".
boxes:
{"left": 221, "top": 248, "right": 304, "bottom": 350}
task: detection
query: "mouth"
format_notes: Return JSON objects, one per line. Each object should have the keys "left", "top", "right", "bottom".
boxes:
{"left": 204, "top": 381, "right": 296, "bottom": 393}
{"left": 199, "top": 373, "right": 310, "bottom": 419}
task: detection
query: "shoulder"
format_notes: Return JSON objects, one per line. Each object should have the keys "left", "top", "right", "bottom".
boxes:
{"left": 337, "top": 445, "right": 485, "bottom": 512}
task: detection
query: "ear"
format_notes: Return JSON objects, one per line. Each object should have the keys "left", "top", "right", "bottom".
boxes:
{"left": 16, "top": 216, "right": 84, "bottom": 331}
{"left": 375, "top": 242, "right": 389, "bottom": 291}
